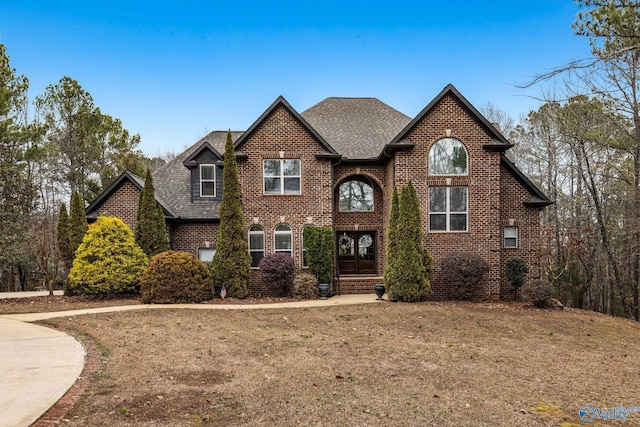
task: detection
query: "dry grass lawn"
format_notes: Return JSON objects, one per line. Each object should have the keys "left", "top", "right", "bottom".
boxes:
{"left": 39, "top": 302, "right": 640, "bottom": 426}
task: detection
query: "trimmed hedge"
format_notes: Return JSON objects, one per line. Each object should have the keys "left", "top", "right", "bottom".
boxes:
{"left": 141, "top": 251, "right": 213, "bottom": 303}
{"left": 292, "top": 272, "right": 319, "bottom": 300}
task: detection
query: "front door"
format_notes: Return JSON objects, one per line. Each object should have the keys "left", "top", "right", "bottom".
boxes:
{"left": 337, "top": 231, "right": 376, "bottom": 274}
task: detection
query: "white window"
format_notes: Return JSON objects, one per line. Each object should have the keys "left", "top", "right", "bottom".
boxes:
{"left": 274, "top": 224, "right": 293, "bottom": 257}
{"left": 200, "top": 164, "right": 216, "bottom": 197}
{"left": 263, "top": 159, "right": 301, "bottom": 194}
{"left": 429, "top": 138, "right": 468, "bottom": 175}
{"left": 199, "top": 248, "right": 216, "bottom": 262}
{"left": 339, "top": 179, "right": 374, "bottom": 211}
{"left": 504, "top": 226, "right": 518, "bottom": 248}
{"left": 249, "top": 225, "right": 265, "bottom": 268}
{"left": 429, "top": 187, "right": 468, "bottom": 232}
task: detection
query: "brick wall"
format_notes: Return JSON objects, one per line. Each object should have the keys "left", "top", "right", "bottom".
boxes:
{"left": 91, "top": 180, "right": 140, "bottom": 232}
{"left": 393, "top": 93, "right": 503, "bottom": 300}
{"left": 236, "top": 104, "right": 334, "bottom": 296}
{"left": 499, "top": 169, "right": 543, "bottom": 299}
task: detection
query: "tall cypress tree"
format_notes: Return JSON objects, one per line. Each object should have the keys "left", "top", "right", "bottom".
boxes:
{"left": 56, "top": 203, "right": 72, "bottom": 270}
{"left": 385, "top": 181, "right": 431, "bottom": 302}
{"left": 68, "top": 190, "right": 88, "bottom": 257}
{"left": 384, "top": 185, "right": 400, "bottom": 288}
{"left": 135, "top": 168, "right": 170, "bottom": 258}
{"left": 211, "top": 131, "right": 251, "bottom": 298}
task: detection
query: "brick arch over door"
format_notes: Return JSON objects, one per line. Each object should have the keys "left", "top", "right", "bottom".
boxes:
{"left": 334, "top": 174, "right": 385, "bottom": 276}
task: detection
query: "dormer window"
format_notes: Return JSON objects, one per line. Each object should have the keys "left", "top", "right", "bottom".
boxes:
{"left": 200, "top": 164, "right": 216, "bottom": 197}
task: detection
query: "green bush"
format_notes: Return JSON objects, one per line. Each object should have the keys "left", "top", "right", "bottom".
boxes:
{"left": 292, "top": 272, "right": 319, "bottom": 300}
{"left": 442, "top": 252, "right": 490, "bottom": 300}
{"left": 303, "top": 226, "right": 334, "bottom": 288}
{"left": 141, "top": 251, "right": 213, "bottom": 303}
{"left": 68, "top": 216, "right": 148, "bottom": 296}
{"left": 522, "top": 279, "right": 553, "bottom": 308}
{"left": 505, "top": 257, "right": 529, "bottom": 293}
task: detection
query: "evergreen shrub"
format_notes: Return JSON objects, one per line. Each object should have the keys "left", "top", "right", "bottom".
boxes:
{"left": 68, "top": 216, "right": 148, "bottom": 296}
{"left": 141, "top": 251, "right": 213, "bottom": 303}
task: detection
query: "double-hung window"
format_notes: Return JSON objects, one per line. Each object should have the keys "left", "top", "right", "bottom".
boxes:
{"left": 263, "top": 159, "right": 301, "bottom": 194}
{"left": 249, "top": 225, "right": 265, "bottom": 268}
{"left": 504, "top": 226, "right": 518, "bottom": 248}
{"left": 429, "top": 187, "right": 468, "bottom": 232}
{"left": 200, "top": 164, "right": 216, "bottom": 197}
{"left": 274, "top": 224, "right": 293, "bottom": 257}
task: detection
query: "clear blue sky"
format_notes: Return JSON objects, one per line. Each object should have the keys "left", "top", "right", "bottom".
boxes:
{"left": 1, "top": 1, "right": 591, "bottom": 156}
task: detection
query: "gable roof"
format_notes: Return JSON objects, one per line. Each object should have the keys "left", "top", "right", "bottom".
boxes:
{"left": 388, "top": 84, "right": 513, "bottom": 151}
{"left": 234, "top": 96, "right": 340, "bottom": 159}
{"left": 182, "top": 141, "right": 223, "bottom": 168}
{"left": 152, "top": 130, "right": 243, "bottom": 220}
{"left": 501, "top": 155, "right": 553, "bottom": 207}
{"left": 85, "top": 171, "right": 176, "bottom": 220}
{"left": 301, "top": 97, "right": 412, "bottom": 160}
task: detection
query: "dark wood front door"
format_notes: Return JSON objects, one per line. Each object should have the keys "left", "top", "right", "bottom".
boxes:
{"left": 337, "top": 231, "right": 376, "bottom": 274}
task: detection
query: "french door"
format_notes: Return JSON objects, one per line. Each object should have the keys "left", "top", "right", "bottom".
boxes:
{"left": 337, "top": 231, "right": 376, "bottom": 274}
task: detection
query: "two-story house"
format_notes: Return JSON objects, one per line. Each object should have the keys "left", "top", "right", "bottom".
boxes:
{"left": 86, "top": 84, "right": 551, "bottom": 299}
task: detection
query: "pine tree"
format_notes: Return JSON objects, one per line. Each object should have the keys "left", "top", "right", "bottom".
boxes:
{"left": 385, "top": 181, "right": 431, "bottom": 302}
{"left": 56, "top": 203, "right": 72, "bottom": 269}
{"left": 68, "top": 190, "right": 88, "bottom": 256}
{"left": 211, "top": 131, "right": 251, "bottom": 298}
{"left": 135, "top": 168, "right": 170, "bottom": 257}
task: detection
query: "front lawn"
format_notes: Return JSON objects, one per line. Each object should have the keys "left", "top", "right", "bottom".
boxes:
{"left": 40, "top": 302, "right": 640, "bottom": 426}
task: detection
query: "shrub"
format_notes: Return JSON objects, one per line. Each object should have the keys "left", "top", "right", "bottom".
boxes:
{"left": 141, "top": 251, "right": 213, "bottom": 303}
{"left": 259, "top": 253, "right": 295, "bottom": 296}
{"left": 505, "top": 257, "right": 529, "bottom": 296}
{"left": 68, "top": 216, "right": 148, "bottom": 296}
{"left": 522, "top": 279, "right": 553, "bottom": 308}
{"left": 292, "top": 272, "right": 319, "bottom": 300}
{"left": 442, "top": 252, "right": 490, "bottom": 300}
{"left": 303, "top": 226, "right": 334, "bottom": 288}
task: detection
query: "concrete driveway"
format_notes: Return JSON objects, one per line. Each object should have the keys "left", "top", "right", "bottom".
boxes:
{"left": 0, "top": 317, "right": 85, "bottom": 427}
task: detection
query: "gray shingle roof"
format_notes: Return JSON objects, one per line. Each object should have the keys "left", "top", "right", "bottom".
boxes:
{"left": 301, "top": 98, "right": 411, "bottom": 160}
{"left": 153, "top": 131, "right": 243, "bottom": 220}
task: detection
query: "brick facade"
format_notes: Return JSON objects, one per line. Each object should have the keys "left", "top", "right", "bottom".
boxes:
{"left": 87, "top": 86, "right": 550, "bottom": 299}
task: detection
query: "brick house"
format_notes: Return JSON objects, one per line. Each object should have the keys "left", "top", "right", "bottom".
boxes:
{"left": 86, "top": 84, "right": 551, "bottom": 299}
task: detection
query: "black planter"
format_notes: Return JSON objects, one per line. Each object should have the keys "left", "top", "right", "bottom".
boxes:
{"left": 318, "top": 283, "right": 330, "bottom": 300}
{"left": 374, "top": 284, "right": 385, "bottom": 300}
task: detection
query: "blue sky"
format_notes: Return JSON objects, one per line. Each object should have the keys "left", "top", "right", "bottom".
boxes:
{"left": 1, "top": 1, "right": 591, "bottom": 155}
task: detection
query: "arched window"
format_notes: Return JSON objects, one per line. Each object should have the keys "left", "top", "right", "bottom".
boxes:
{"left": 274, "top": 224, "right": 292, "bottom": 257}
{"left": 339, "top": 179, "right": 374, "bottom": 211}
{"left": 248, "top": 225, "right": 264, "bottom": 268}
{"left": 428, "top": 138, "right": 468, "bottom": 175}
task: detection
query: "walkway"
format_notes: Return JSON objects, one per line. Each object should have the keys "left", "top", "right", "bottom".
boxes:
{"left": 0, "top": 293, "right": 381, "bottom": 426}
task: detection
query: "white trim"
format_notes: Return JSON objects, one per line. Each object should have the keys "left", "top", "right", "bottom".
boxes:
{"left": 199, "top": 164, "right": 216, "bottom": 197}
{"left": 504, "top": 226, "right": 518, "bottom": 248}
{"left": 248, "top": 225, "right": 265, "bottom": 268}
{"left": 263, "top": 159, "right": 301, "bottom": 195}
{"left": 428, "top": 186, "right": 468, "bottom": 233}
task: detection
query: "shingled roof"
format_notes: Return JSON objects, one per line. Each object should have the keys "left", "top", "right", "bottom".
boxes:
{"left": 301, "top": 97, "right": 411, "bottom": 160}
{"left": 152, "top": 130, "right": 243, "bottom": 221}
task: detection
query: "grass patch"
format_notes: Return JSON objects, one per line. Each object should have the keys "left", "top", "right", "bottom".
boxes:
{"left": 40, "top": 302, "right": 640, "bottom": 426}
